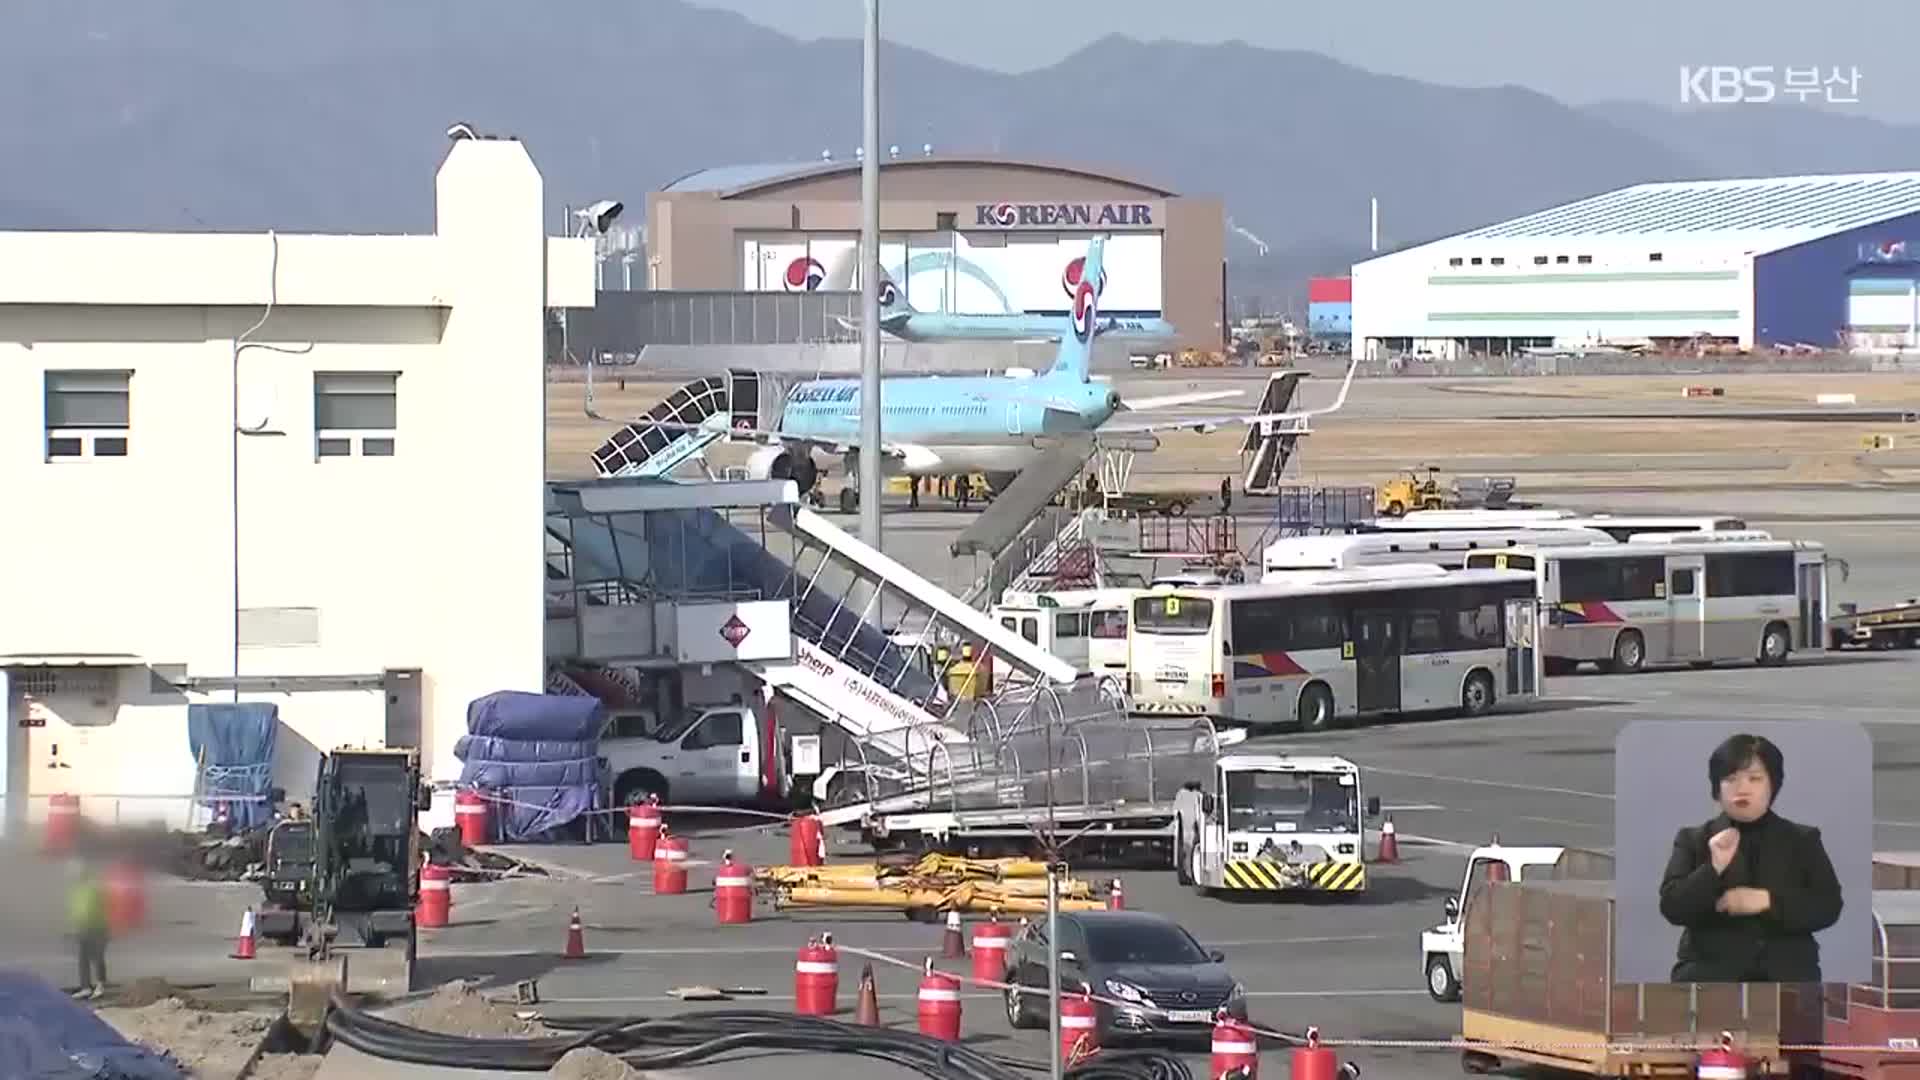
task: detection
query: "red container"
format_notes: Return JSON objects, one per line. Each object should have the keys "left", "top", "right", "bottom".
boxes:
{"left": 104, "top": 861, "right": 147, "bottom": 935}
{"left": 418, "top": 862, "right": 452, "bottom": 928}
{"left": 653, "top": 833, "right": 690, "bottom": 895}
{"left": 1307, "top": 276, "right": 1352, "bottom": 304}
{"left": 970, "top": 918, "right": 1014, "bottom": 985}
{"left": 1211, "top": 1014, "right": 1259, "bottom": 1080}
{"left": 454, "top": 789, "right": 489, "bottom": 847}
{"left": 789, "top": 813, "right": 823, "bottom": 867}
{"left": 713, "top": 850, "right": 753, "bottom": 925}
{"left": 794, "top": 937, "right": 840, "bottom": 1016}
{"left": 1060, "top": 992, "right": 1100, "bottom": 1064}
{"left": 628, "top": 798, "right": 663, "bottom": 862}
{"left": 916, "top": 966, "right": 962, "bottom": 1041}
{"left": 1290, "top": 1027, "right": 1335, "bottom": 1080}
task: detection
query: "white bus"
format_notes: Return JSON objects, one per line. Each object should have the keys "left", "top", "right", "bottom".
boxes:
{"left": 1371, "top": 509, "right": 1748, "bottom": 542}
{"left": 1464, "top": 534, "right": 1827, "bottom": 674}
{"left": 1262, "top": 527, "right": 1614, "bottom": 577}
{"left": 1127, "top": 567, "right": 1543, "bottom": 731}
{"left": 992, "top": 588, "right": 1141, "bottom": 683}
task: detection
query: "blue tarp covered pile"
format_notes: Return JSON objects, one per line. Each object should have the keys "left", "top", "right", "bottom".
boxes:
{"left": 454, "top": 691, "right": 608, "bottom": 842}
{"left": 186, "top": 702, "right": 279, "bottom": 831}
{"left": 0, "top": 971, "right": 188, "bottom": 1079}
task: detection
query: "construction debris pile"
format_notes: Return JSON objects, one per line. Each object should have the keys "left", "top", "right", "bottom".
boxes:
{"left": 756, "top": 853, "right": 1107, "bottom": 916}
{"left": 396, "top": 981, "right": 553, "bottom": 1039}
{"left": 140, "top": 826, "right": 548, "bottom": 884}
{"left": 95, "top": 995, "right": 277, "bottom": 1080}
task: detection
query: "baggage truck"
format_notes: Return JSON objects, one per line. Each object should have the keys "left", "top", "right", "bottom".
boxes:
{"left": 1460, "top": 856, "right": 1785, "bottom": 1077}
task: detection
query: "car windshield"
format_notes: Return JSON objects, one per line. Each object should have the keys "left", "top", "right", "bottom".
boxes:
{"left": 1225, "top": 770, "right": 1358, "bottom": 834}
{"left": 1083, "top": 921, "right": 1210, "bottom": 965}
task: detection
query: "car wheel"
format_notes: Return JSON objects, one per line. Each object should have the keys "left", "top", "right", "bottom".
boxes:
{"left": 1608, "top": 630, "right": 1645, "bottom": 673}
{"left": 1758, "top": 622, "right": 1791, "bottom": 667}
{"left": 1427, "top": 955, "right": 1461, "bottom": 1002}
{"left": 1296, "top": 683, "right": 1334, "bottom": 732}
{"left": 1005, "top": 980, "right": 1040, "bottom": 1029}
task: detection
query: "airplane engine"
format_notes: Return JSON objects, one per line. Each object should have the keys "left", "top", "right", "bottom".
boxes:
{"left": 746, "top": 446, "right": 819, "bottom": 495}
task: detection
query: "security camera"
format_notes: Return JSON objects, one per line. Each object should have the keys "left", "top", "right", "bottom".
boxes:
{"left": 446, "top": 122, "right": 479, "bottom": 142}
{"left": 574, "top": 199, "right": 624, "bottom": 236}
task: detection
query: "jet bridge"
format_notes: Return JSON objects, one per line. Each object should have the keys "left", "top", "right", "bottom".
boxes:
{"left": 546, "top": 478, "right": 1077, "bottom": 782}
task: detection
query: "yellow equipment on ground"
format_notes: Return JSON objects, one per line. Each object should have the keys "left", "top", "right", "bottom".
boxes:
{"left": 779, "top": 881, "right": 1106, "bottom": 916}
{"left": 755, "top": 854, "right": 1100, "bottom": 914}
{"left": 1375, "top": 465, "right": 1449, "bottom": 517}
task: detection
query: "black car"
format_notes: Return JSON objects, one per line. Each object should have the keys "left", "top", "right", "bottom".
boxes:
{"left": 1002, "top": 910, "right": 1248, "bottom": 1036}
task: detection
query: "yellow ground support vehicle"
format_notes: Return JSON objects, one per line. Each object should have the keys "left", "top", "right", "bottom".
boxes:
{"left": 1375, "top": 466, "right": 1517, "bottom": 517}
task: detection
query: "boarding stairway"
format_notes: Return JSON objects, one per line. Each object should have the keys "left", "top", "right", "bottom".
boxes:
{"left": 548, "top": 479, "right": 1077, "bottom": 782}
{"left": 590, "top": 370, "right": 773, "bottom": 479}
{"left": 1240, "top": 371, "right": 1309, "bottom": 494}
{"left": 953, "top": 435, "right": 1102, "bottom": 607}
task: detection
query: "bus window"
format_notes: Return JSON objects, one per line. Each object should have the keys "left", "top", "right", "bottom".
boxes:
{"left": 1704, "top": 552, "right": 1796, "bottom": 597}
{"left": 1558, "top": 556, "right": 1663, "bottom": 602}
{"left": 1134, "top": 595, "right": 1213, "bottom": 635}
{"left": 1020, "top": 617, "right": 1038, "bottom": 644}
{"left": 1090, "top": 610, "right": 1128, "bottom": 638}
{"left": 1055, "top": 612, "right": 1086, "bottom": 640}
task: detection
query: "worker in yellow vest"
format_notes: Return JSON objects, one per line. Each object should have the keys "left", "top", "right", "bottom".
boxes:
{"left": 68, "top": 860, "right": 109, "bottom": 999}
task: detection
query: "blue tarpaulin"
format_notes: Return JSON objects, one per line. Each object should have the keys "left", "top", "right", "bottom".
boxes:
{"left": 456, "top": 693, "right": 607, "bottom": 841}
{"left": 0, "top": 971, "right": 188, "bottom": 1079}
{"left": 185, "top": 702, "right": 279, "bottom": 831}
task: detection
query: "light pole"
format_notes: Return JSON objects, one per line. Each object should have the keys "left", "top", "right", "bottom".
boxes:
{"left": 857, "top": 0, "right": 883, "bottom": 548}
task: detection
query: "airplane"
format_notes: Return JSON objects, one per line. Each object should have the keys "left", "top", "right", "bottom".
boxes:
{"left": 836, "top": 273, "right": 1180, "bottom": 344}
{"left": 636, "top": 235, "right": 1356, "bottom": 504}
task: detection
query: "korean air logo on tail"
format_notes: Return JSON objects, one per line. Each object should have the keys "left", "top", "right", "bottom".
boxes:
{"left": 1071, "top": 279, "right": 1097, "bottom": 342}
{"left": 878, "top": 279, "right": 898, "bottom": 307}
{"left": 1061, "top": 256, "right": 1107, "bottom": 299}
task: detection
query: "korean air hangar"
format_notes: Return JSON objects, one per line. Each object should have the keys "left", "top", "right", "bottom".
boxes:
{"left": 644, "top": 154, "right": 1226, "bottom": 349}
{"left": 1349, "top": 171, "right": 1920, "bottom": 359}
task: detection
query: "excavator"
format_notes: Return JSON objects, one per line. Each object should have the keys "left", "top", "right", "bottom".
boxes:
{"left": 254, "top": 747, "right": 431, "bottom": 1030}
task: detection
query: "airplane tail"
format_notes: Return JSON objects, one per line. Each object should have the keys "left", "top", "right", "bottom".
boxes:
{"left": 1045, "top": 234, "right": 1106, "bottom": 383}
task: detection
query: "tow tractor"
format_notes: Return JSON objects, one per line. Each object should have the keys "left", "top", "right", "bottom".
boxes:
{"left": 1830, "top": 597, "right": 1920, "bottom": 650}
{"left": 254, "top": 747, "right": 431, "bottom": 1021}
{"left": 1173, "top": 754, "right": 1380, "bottom": 896}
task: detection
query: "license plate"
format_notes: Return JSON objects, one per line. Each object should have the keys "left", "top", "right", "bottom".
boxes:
{"left": 1165, "top": 1009, "right": 1211, "bottom": 1023}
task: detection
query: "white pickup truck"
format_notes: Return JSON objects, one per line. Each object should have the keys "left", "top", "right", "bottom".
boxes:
{"left": 601, "top": 703, "right": 783, "bottom": 808}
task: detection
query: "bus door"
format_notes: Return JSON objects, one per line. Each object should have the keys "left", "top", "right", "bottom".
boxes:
{"left": 1503, "top": 597, "right": 1539, "bottom": 696}
{"left": 1352, "top": 609, "right": 1403, "bottom": 713}
{"left": 1798, "top": 558, "right": 1826, "bottom": 649}
{"left": 1665, "top": 555, "right": 1705, "bottom": 661}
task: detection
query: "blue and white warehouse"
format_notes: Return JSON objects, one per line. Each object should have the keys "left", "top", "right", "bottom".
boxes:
{"left": 1350, "top": 171, "right": 1920, "bottom": 359}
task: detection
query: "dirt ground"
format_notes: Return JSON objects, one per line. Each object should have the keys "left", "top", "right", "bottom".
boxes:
{"left": 394, "top": 980, "right": 552, "bottom": 1038}
{"left": 543, "top": 372, "right": 1915, "bottom": 490}
{"left": 241, "top": 1053, "right": 324, "bottom": 1080}
{"left": 95, "top": 996, "right": 276, "bottom": 1079}
{"left": 549, "top": 1046, "right": 645, "bottom": 1080}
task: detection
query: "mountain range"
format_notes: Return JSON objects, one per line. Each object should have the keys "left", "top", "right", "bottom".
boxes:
{"left": 4, "top": 0, "right": 1916, "bottom": 310}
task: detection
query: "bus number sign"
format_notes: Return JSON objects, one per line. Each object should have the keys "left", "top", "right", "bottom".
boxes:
{"left": 1165, "top": 597, "right": 1181, "bottom": 616}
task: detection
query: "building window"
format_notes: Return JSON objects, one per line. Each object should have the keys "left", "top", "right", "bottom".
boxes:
{"left": 1490, "top": 257, "right": 1505, "bottom": 266}
{"left": 1555, "top": 255, "right": 1570, "bottom": 264}
{"left": 1448, "top": 257, "right": 1464, "bottom": 267}
{"left": 314, "top": 372, "right": 398, "bottom": 458}
{"left": 1469, "top": 257, "right": 1482, "bottom": 266}
{"left": 44, "top": 370, "right": 131, "bottom": 460}
{"left": 936, "top": 211, "right": 957, "bottom": 230}
{"left": 1577, "top": 254, "right": 1593, "bottom": 265}
{"left": 1649, "top": 252, "right": 1664, "bottom": 262}
{"left": 1533, "top": 255, "right": 1548, "bottom": 265}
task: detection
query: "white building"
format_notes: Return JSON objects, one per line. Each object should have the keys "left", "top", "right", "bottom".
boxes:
{"left": 1352, "top": 172, "right": 1920, "bottom": 359}
{"left": 0, "top": 138, "right": 595, "bottom": 832}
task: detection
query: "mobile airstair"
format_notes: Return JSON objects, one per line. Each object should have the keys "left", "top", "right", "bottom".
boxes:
{"left": 546, "top": 478, "right": 1079, "bottom": 799}
{"left": 1241, "top": 371, "right": 1310, "bottom": 494}
{"left": 589, "top": 370, "right": 768, "bottom": 479}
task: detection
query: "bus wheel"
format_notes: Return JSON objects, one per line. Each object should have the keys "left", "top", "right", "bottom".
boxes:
{"left": 1607, "top": 630, "right": 1646, "bottom": 673}
{"left": 1460, "top": 671, "right": 1495, "bottom": 717}
{"left": 1758, "top": 622, "right": 1792, "bottom": 666}
{"left": 1296, "top": 683, "right": 1334, "bottom": 732}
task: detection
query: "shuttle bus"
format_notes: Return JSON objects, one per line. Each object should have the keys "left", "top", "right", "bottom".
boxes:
{"left": 1464, "top": 533, "right": 1827, "bottom": 673}
{"left": 1127, "top": 566, "right": 1543, "bottom": 731}
{"left": 992, "top": 588, "right": 1140, "bottom": 684}
{"left": 1370, "top": 509, "right": 1748, "bottom": 542}
{"left": 1262, "top": 527, "right": 1613, "bottom": 577}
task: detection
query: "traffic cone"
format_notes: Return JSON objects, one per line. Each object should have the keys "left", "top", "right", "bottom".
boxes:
{"left": 1377, "top": 816, "right": 1400, "bottom": 864}
{"left": 563, "top": 907, "right": 587, "bottom": 960}
{"left": 941, "top": 910, "right": 965, "bottom": 959}
{"left": 1107, "top": 879, "right": 1125, "bottom": 910}
{"left": 854, "top": 962, "right": 881, "bottom": 1026}
{"left": 230, "top": 907, "right": 257, "bottom": 960}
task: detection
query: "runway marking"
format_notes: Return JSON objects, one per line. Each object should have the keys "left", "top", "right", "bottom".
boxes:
{"left": 1517, "top": 815, "right": 1608, "bottom": 830}
{"left": 1382, "top": 804, "right": 1445, "bottom": 812}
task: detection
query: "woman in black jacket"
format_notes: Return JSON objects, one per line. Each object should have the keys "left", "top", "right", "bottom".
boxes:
{"left": 1658, "top": 733, "right": 1844, "bottom": 983}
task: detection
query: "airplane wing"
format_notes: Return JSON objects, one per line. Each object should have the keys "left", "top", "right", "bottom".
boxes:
{"left": 833, "top": 312, "right": 914, "bottom": 335}
{"left": 1119, "top": 389, "right": 1243, "bottom": 411}
{"left": 1095, "top": 359, "right": 1358, "bottom": 435}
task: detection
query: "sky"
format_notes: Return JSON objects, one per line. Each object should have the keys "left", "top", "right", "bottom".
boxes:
{"left": 691, "top": 0, "right": 1920, "bottom": 125}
